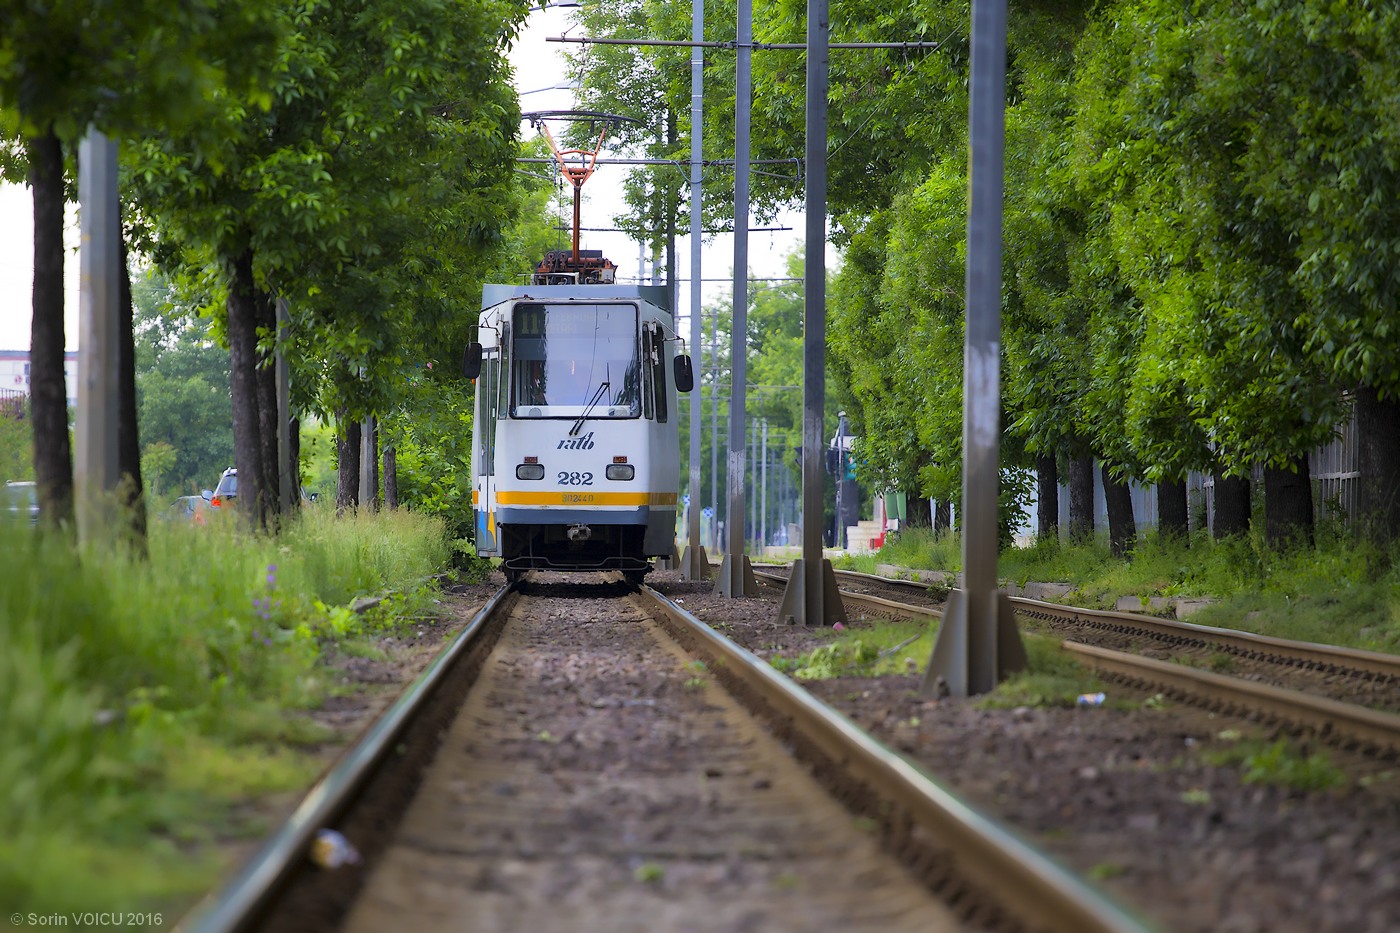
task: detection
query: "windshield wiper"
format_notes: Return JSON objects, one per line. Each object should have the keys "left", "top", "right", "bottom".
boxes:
{"left": 570, "top": 381, "right": 610, "bottom": 436}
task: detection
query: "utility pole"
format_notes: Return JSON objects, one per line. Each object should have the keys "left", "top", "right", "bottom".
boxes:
{"left": 750, "top": 417, "right": 759, "bottom": 549}
{"left": 921, "top": 0, "right": 1027, "bottom": 697}
{"left": 683, "top": 0, "right": 708, "bottom": 580}
{"left": 276, "top": 299, "right": 293, "bottom": 513}
{"left": 778, "top": 0, "right": 845, "bottom": 626}
{"left": 719, "top": 0, "right": 757, "bottom": 597}
{"left": 761, "top": 418, "right": 769, "bottom": 551}
{"left": 360, "top": 414, "right": 377, "bottom": 511}
{"left": 75, "top": 128, "right": 121, "bottom": 546}
{"left": 710, "top": 309, "right": 719, "bottom": 551}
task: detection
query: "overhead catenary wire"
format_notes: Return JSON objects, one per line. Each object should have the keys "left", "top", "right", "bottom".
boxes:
{"left": 549, "top": 37, "right": 948, "bottom": 51}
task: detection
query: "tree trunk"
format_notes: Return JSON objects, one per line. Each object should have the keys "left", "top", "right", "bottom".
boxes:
{"left": 254, "top": 289, "right": 279, "bottom": 526}
{"left": 384, "top": 445, "right": 399, "bottom": 510}
{"left": 336, "top": 411, "right": 361, "bottom": 513}
{"left": 1035, "top": 454, "right": 1058, "bottom": 543}
{"left": 933, "top": 499, "right": 951, "bottom": 536}
{"left": 1264, "top": 455, "right": 1314, "bottom": 549}
{"left": 28, "top": 127, "right": 74, "bottom": 529}
{"left": 1213, "top": 473, "right": 1251, "bottom": 538}
{"left": 1068, "top": 454, "right": 1094, "bottom": 543}
{"left": 227, "top": 250, "right": 271, "bottom": 531}
{"left": 288, "top": 416, "right": 301, "bottom": 505}
{"left": 1101, "top": 464, "right": 1137, "bottom": 557}
{"left": 1158, "top": 478, "right": 1188, "bottom": 542}
{"left": 117, "top": 235, "right": 147, "bottom": 556}
{"left": 906, "top": 494, "right": 931, "bottom": 528}
{"left": 1355, "top": 385, "right": 1400, "bottom": 547}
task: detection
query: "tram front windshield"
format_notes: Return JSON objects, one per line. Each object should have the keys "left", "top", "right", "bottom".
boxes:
{"left": 510, "top": 303, "right": 640, "bottom": 417}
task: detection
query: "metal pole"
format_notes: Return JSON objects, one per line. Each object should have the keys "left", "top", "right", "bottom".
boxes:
{"left": 572, "top": 186, "right": 582, "bottom": 262}
{"left": 360, "top": 414, "right": 375, "bottom": 511}
{"left": 803, "top": 0, "right": 829, "bottom": 623}
{"left": 276, "top": 299, "right": 292, "bottom": 513}
{"left": 749, "top": 417, "right": 758, "bottom": 549}
{"left": 75, "top": 128, "right": 121, "bottom": 545}
{"left": 922, "top": 0, "right": 1026, "bottom": 697}
{"left": 776, "top": 0, "right": 845, "bottom": 625}
{"left": 710, "top": 309, "right": 719, "bottom": 550}
{"left": 961, "top": 0, "right": 1005, "bottom": 624}
{"left": 761, "top": 418, "right": 769, "bottom": 550}
{"left": 685, "top": 0, "right": 706, "bottom": 578}
{"left": 721, "top": 0, "right": 752, "bottom": 597}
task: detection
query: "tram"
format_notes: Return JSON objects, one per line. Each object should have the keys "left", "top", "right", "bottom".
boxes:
{"left": 464, "top": 274, "right": 692, "bottom": 582}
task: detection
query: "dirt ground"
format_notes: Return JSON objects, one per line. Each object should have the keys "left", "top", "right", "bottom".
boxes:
{"left": 649, "top": 569, "right": 1400, "bottom": 933}
{"left": 281, "top": 570, "right": 1399, "bottom": 932}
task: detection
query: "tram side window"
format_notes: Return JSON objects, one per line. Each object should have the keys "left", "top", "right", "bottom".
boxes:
{"left": 477, "top": 352, "right": 499, "bottom": 476}
{"left": 650, "top": 323, "right": 667, "bottom": 424}
{"left": 497, "top": 326, "right": 510, "bottom": 422}
{"left": 641, "top": 328, "right": 654, "bottom": 421}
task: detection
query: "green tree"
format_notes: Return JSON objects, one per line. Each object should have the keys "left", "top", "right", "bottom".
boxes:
{"left": 132, "top": 270, "right": 235, "bottom": 498}
{"left": 128, "top": 0, "right": 528, "bottom": 530}
{"left": 0, "top": 0, "right": 281, "bottom": 529}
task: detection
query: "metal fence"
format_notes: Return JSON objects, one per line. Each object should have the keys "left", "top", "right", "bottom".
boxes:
{"left": 1049, "top": 404, "right": 1360, "bottom": 538}
{"left": 0, "top": 388, "right": 25, "bottom": 419}
{"left": 1310, "top": 407, "right": 1359, "bottom": 525}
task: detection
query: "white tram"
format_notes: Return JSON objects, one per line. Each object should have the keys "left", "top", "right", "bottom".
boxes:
{"left": 464, "top": 281, "right": 693, "bottom": 582}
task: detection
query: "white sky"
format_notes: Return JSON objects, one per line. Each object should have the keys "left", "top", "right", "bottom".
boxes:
{"left": 0, "top": 6, "right": 814, "bottom": 353}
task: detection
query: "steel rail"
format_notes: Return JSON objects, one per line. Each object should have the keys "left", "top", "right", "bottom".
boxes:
{"left": 757, "top": 565, "right": 1400, "bottom": 751}
{"left": 176, "top": 584, "right": 516, "bottom": 933}
{"left": 767, "top": 564, "right": 1400, "bottom": 682}
{"left": 1065, "top": 641, "right": 1400, "bottom": 756}
{"left": 754, "top": 568, "right": 942, "bottom": 622}
{"left": 638, "top": 584, "right": 1149, "bottom": 933}
{"left": 1009, "top": 595, "right": 1400, "bottom": 681}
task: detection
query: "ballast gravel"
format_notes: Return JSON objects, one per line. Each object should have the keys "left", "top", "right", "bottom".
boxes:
{"left": 649, "top": 569, "right": 1400, "bottom": 933}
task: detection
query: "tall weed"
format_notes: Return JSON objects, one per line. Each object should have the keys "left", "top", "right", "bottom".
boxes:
{"left": 0, "top": 506, "right": 450, "bottom": 915}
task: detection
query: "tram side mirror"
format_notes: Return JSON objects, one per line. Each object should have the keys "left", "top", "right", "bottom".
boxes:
{"left": 462, "top": 342, "right": 483, "bottom": 379}
{"left": 673, "top": 354, "right": 694, "bottom": 392}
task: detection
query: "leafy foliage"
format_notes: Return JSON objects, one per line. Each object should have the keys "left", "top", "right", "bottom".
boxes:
{"left": 132, "top": 271, "right": 234, "bottom": 498}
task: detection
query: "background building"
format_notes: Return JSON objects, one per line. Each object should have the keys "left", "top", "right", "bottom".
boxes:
{"left": 0, "top": 349, "right": 78, "bottom": 409}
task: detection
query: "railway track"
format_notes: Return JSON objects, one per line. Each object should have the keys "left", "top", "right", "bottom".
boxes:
{"left": 179, "top": 574, "right": 1145, "bottom": 933}
{"left": 752, "top": 565, "right": 1400, "bottom": 758}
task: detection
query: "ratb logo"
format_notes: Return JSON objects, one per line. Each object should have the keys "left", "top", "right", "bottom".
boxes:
{"left": 557, "top": 431, "right": 596, "bottom": 450}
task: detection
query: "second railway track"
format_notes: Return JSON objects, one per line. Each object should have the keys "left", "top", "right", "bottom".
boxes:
{"left": 752, "top": 565, "right": 1400, "bottom": 758}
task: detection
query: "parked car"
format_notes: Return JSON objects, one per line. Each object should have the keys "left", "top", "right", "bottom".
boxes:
{"left": 210, "top": 468, "right": 237, "bottom": 509}
{"left": 3, "top": 481, "right": 38, "bottom": 525}
{"left": 164, "top": 494, "right": 210, "bottom": 525}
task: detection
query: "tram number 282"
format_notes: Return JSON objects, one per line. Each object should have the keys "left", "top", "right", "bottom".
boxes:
{"left": 559, "top": 471, "right": 594, "bottom": 486}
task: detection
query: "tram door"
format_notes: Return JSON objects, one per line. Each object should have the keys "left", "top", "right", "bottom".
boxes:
{"left": 475, "top": 341, "right": 502, "bottom": 556}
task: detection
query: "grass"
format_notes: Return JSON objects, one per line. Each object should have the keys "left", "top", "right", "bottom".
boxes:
{"left": 1203, "top": 734, "right": 1347, "bottom": 793}
{"left": 770, "top": 620, "right": 936, "bottom": 680}
{"left": 769, "top": 617, "right": 1114, "bottom": 710}
{"left": 0, "top": 505, "right": 455, "bottom": 919}
{"left": 871, "top": 526, "right": 1400, "bottom": 653}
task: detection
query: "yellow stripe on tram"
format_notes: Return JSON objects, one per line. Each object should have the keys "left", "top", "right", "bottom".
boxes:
{"left": 495, "top": 491, "right": 678, "bottom": 507}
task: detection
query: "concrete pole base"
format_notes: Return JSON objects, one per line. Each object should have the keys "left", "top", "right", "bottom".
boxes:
{"left": 919, "top": 588, "right": 1027, "bottom": 698}
{"left": 680, "top": 545, "right": 710, "bottom": 581}
{"left": 776, "top": 557, "right": 847, "bottom": 626}
{"left": 714, "top": 553, "right": 757, "bottom": 597}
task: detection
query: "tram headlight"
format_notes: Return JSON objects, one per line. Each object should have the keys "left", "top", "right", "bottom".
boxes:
{"left": 516, "top": 463, "right": 546, "bottom": 480}
{"left": 605, "top": 464, "right": 635, "bottom": 481}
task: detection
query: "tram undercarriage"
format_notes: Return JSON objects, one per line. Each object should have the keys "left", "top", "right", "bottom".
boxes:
{"left": 499, "top": 522, "right": 652, "bottom": 582}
